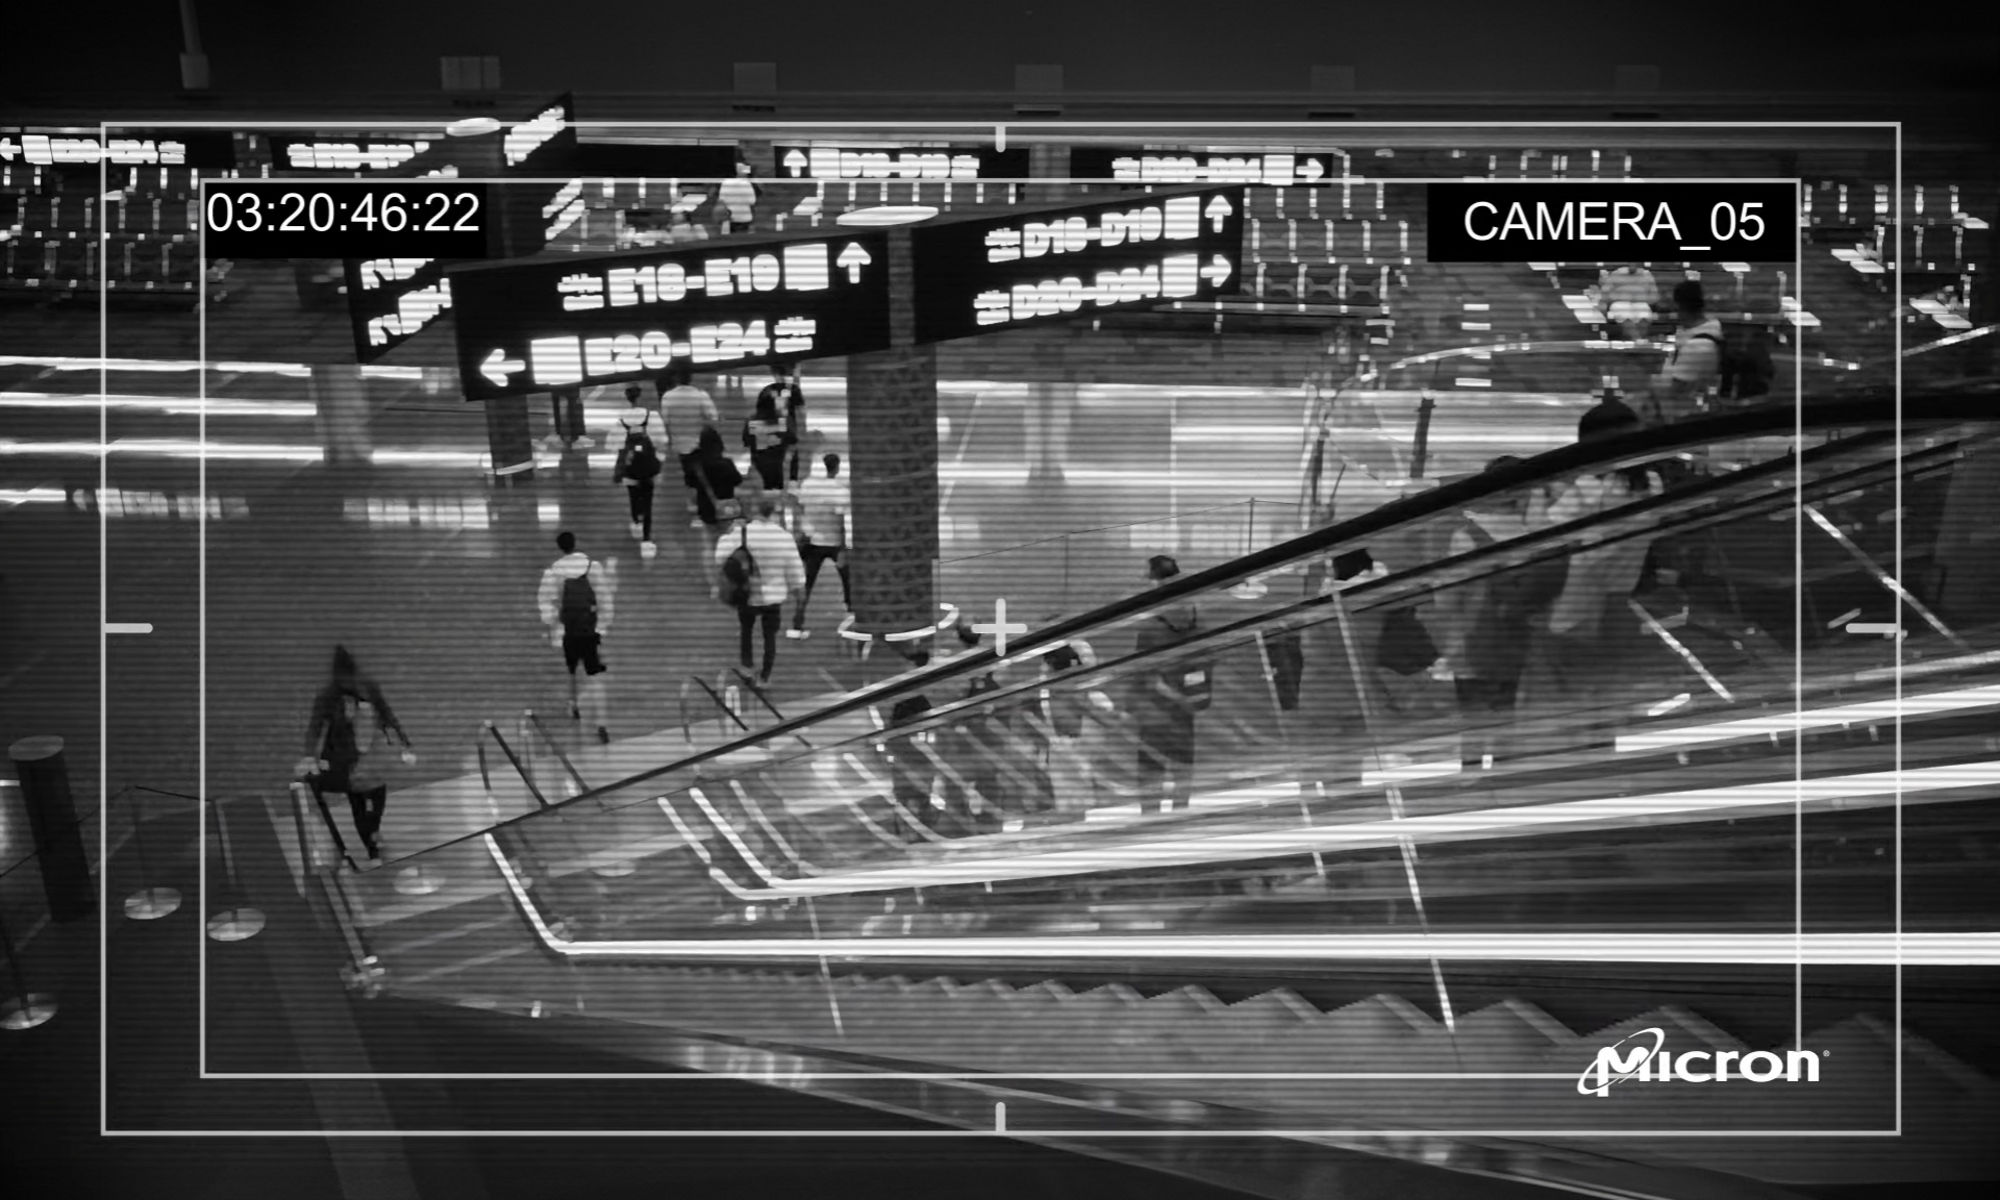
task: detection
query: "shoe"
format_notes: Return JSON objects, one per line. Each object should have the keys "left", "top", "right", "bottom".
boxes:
{"left": 596, "top": 726, "right": 610, "bottom": 745}
{"left": 785, "top": 628, "right": 807, "bottom": 640}
{"left": 691, "top": 516, "right": 707, "bottom": 528}
{"left": 570, "top": 702, "right": 581, "bottom": 721}
{"left": 640, "top": 540, "right": 658, "bottom": 559}
{"left": 630, "top": 521, "right": 643, "bottom": 539}
{"left": 759, "top": 672, "right": 772, "bottom": 686}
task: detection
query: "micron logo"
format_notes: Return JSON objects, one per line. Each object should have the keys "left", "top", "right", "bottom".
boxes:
{"left": 1577, "top": 1027, "right": 1822, "bottom": 1097}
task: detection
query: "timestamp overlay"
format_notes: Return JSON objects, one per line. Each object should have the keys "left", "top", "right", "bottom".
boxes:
{"left": 97, "top": 119, "right": 1926, "bottom": 1145}
{"left": 200, "top": 179, "right": 496, "bottom": 259}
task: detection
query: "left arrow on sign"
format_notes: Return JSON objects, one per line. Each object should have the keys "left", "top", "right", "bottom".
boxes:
{"left": 835, "top": 243, "right": 872, "bottom": 284}
{"left": 1200, "top": 255, "right": 1233, "bottom": 287}
{"left": 1203, "top": 194, "right": 1234, "bottom": 232}
{"left": 0, "top": 139, "right": 18, "bottom": 162}
{"left": 481, "top": 349, "right": 526, "bottom": 386}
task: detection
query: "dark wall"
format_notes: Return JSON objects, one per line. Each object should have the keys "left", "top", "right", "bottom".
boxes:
{"left": 10, "top": 0, "right": 1998, "bottom": 98}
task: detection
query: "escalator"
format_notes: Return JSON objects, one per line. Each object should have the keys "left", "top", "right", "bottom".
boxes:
{"left": 295, "top": 390, "right": 2000, "bottom": 1197}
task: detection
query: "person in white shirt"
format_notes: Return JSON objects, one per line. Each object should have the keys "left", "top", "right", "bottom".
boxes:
{"left": 787, "top": 453, "right": 852, "bottom": 639}
{"left": 1598, "top": 263, "right": 1658, "bottom": 340}
{"left": 717, "top": 162, "right": 759, "bottom": 235}
{"left": 536, "top": 532, "right": 616, "bottom": 744}
{"left": 713, "top": 494, "right": 807, "bottom": 683}
{"left": 1650, "top": 280, "right": 1723, "bottom": 424}
{"left": 658, "top": 364, "right": 720, "bottom": 520}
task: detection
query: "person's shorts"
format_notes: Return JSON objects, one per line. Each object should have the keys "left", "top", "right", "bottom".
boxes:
{"left": 562, "top": 629, "right": 607, "bottom": 676}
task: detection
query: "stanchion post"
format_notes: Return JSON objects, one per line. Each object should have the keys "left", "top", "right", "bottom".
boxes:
{"left": 121, "top": 787, "right": 182, "bottom": 921}
{"left": 0, "top": 902, "right": 57, "bottom": 1029}
{"left": 204, "top": 795, "right": 265, "bottom": 941}
{"left": 8, "top": 737, "right": 92, "bottom": 923}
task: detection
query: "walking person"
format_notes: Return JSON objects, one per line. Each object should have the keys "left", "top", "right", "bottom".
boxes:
{"left": 299, "top": 645, "right": 415, "bottom": 865}
{"left": 1125, "top": 556, "right": 1209, "bottom": 814}
{"left": 717, "top": 161, "right": 761, "bottom": 236}
{"left": 537, "top": 532, "right": 616, "bottom": 744}
{"left": 688, "top": 425, "right": 745, "bottom": 589}
{"left": 742, "top": 375, "right": 798, "bottom": 493}
{"left": 714, "top": 494, "right": 806, "bottom": 684}
{"left": 788, "top": 452, "right": 851, "bottom": 640}
{"left": 754, "top": 362, "right": 810, "bottom": 484}
{"left": 659, "top": 363, "right": 720, "bottom": 522}
{"left": 613, "top": 386, "right": 663, "bottom": 558}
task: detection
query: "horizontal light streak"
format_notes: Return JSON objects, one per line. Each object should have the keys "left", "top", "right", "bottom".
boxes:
{"left": 0, "top": 392, "right": 315, "bottom": 417}
{"left": 633, "top": 760, "right": 2000, "bottom": 903}
{"left": 1616, "top": 683, "right": 2000, "bottom": 753}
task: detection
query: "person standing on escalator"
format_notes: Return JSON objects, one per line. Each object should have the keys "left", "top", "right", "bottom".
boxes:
{"left": 1125, "top": 556, "right": 1209, "bottom": 814}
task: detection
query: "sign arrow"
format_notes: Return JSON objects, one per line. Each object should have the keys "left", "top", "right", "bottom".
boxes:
{"left": 0, "top": 139, "right": 17, "bottom": 162}
{"left": 835, "top": 242, "right": 872, "bottom": 284}
{"left": 1200, "top": 255, "right": 1233, "bottom": 287}
{"left": 1204, "top": 194, "right": 1234, "bottom": 232}
{"left": 782, "top": 149, "right": 808, "bottom": 177}
{"left": 1296, "top": 158, "right": 1324, "bottom": 182}
{"left": 481, "top": 349, "right": 526, "bottom": 387}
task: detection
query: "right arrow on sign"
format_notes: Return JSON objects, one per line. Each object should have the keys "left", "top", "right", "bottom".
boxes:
{"left": 835, "top": 242, "right": 872, "bottom": 283}
{"left": 783, "top": 149, "right": 808, "bottom": 177}
{"left": 1204, "top": 194, "right": 1234, "bottom": 232}
{"left": 481, "top": 349, "right": 526, "bottom": 387}
{"left": 1297, "top": 159, "right": 1325, "bottom": 182}
{"left": 1201, "top": 255, "right": 1233, "bottom": 287}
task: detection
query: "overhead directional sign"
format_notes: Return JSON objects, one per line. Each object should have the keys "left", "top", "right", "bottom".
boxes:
{"left": 772, "top": 144, "right": 1030, "bottom": 181}
{"left": 448, "top": 230, "right": 893, "bottom": 401}
{"left": 575, "top": 142, "right": 741, "bottom": 179}
{"left": 1, "top": 129, "right": 236, "bottom": 169}
{"left": 1070, "top": 147, "right": 1339, "bottom": 186}
{"left": 344, "top": 256, "right": 456, "bottom": 364}
{"left": 908, "top": 185, "right": 1246, "bottom": 344}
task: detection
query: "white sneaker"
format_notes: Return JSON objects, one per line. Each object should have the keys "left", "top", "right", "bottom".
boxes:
{"left": 576, "top": 436, "right": 596, "bottom": 449}
{"left": 640, "top": 540, "right": 658, "bottom": 559}
{"left": 629, "top": 521, "right": 643, "bottom": 539}
{"left": 785, "top": 628, "right": 808, "bottom": 640}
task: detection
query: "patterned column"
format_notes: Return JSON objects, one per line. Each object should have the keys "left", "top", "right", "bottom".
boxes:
{"left": 846, "top": 227, "right": 939, "bottom": 636}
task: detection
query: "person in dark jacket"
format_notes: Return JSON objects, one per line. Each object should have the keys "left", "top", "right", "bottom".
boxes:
{"left": 741, "top": 378, "right": 797, "bottom": 493}
{"left": 1126, "top": 555, "right": 1203, "bottom": 813}
{"left": 688, "top": 426, "right": 746, "bottom": 585}
{"left": 299, "top": 645, "right": 413, "bottom": 863}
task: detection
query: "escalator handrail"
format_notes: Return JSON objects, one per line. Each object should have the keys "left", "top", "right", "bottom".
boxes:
{"left": 448, "top": 391, "right": 1989, "bottom": 840}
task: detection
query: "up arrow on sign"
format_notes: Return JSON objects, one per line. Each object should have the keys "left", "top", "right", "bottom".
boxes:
{"left": 1204, "top": 194, "right": 1234, "bottom": 232}
{"left": 782, "top": 149, "right": 809, "bottom": 177}
{"left": 481, "top": 349, "right": 526, "bottom": 386}
{"left": 1200, "top": 255, "right": 1233, "bottom": 287}
{"left": 835, "top": 242, "right": 872, "bottom": 283}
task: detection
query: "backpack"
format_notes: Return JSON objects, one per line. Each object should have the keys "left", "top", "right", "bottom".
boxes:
{"left": 719, "top": 530, "right": 758, "bottom": 607}
{"left": 1694, "top": 328, "right": 1774, "bottom": 402}
{"left": 624, "top": 433, "right": 662, "bottom": 481}
{"left": 559, "top": 561, "right": 597, "bottom": 631}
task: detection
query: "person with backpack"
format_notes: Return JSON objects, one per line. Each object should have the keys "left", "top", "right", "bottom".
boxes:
{"left": 713, "top": 494, "right": 805, "bottom": 684}
{"left": 1648, "top": 280, "right": 1724, "bottom": 424}
{"left": 613, "top": 386, "right": 663, "bottom": 557}
{"left": 298, "top": 645, "right": 415, "bottom": 865}
{"left": 537, "top": 532, "right": 616, "bottom": 744}
{"left": 788, "top": 452, "right": 851, "bottom": 639}
{"left": 741, "top": 375, "right": 798, "bottom": 493}
{"left": 1124, "top": 555, "right": 1210, "bottom": 814}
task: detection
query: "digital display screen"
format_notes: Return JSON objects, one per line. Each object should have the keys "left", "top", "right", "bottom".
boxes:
{"left": 449, "top": 230, "right": 893, "bottom": 400}
{"left": 267, "top": 137, "right": 433, "bottom": 172}
{"left": 772, "top": 145, "right": 1031, "bottom": 181}
{"left": 493, "top": 94, "right": 585, "bottom": 259}
{"left": 1069, "top": 147, "right": 1339, "bottom": 185}
{"left": 1426, "top": 182, "right": 1799, "bottom": 262}
{"left": 908, "top": 185, "right": 1246, "bottom": 344}
{"left": 2, "top": 129, "right": 236, "bottom": 169}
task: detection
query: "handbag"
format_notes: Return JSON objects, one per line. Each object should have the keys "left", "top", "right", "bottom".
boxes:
{"left": 1376, "top": 607, "right": 1440, "bottom": 676}
{"left": 691, "top": 458, "right": 741, "bottom": 522}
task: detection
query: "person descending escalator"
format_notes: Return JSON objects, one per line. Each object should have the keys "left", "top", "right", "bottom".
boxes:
{"left": 298, "top": 645, "right": 416, "bottom": 866}
{"left": 1648, "top": 280, "right": 1724, "bottom": 425}
{"left": 1125, "top": 556, "right": 1209, "bottom": 814}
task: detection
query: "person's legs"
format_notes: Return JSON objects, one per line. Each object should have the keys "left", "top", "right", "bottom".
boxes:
{"left": 793, "top": 543, "right": 827, "bottom": 631}
{"left": 345, "top": 789, "right": 381, "bottom": 857}
{"left": 758, "top": 604, "right": 781, "bottom": 681}
{"left": 679, "top": 453, "right": 702, "bottom": 516}
{"left": 835, "top": 552, "right": 851, "bottom": 610}
{"left": 736, "top": 604, "right": 756, "bottom": 669}
{"left": 629, "top": 483, "right": 654, "bottom": 539}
